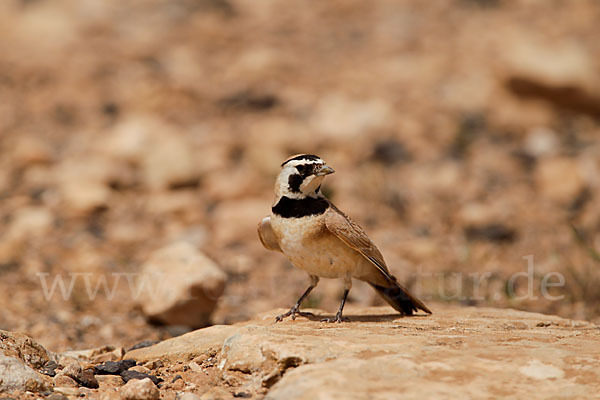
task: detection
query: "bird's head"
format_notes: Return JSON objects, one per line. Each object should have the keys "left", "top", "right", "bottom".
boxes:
{"left": 275, "top": 154, "right": 335, "bottom": 199}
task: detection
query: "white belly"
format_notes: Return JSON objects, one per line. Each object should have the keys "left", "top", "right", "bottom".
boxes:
{"left": 270, "top": 214, "right": 364, "bottom": 279}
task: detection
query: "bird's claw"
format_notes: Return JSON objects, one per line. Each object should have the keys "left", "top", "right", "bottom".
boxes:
{"left": 321, "top": 313, "right": 350, "bottom": 323}
{"left": 275, "top": 307, "right": 314, "bottom": 322}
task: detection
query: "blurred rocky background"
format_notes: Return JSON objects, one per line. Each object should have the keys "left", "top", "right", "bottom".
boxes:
{"left": 1, "top": 0, "right": 600, "bottom": 355}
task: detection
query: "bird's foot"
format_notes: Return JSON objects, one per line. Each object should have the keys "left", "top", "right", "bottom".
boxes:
{"left": 321, "top": 312, "right": 350, "bottom": 323}
{"left": 275, "top": 307, "right": 314, "bottom": 322}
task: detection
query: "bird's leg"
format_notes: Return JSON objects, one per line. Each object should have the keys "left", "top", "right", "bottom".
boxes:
{"left": 322, "top": 274, "right": 352, "bottom": 323}
{"left": 276, "top": 275, "right": 319, "bottom": 322}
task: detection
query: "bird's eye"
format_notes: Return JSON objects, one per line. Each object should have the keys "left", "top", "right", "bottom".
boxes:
{"left": 296, "top": 165, "right": 306, "bottom": 174}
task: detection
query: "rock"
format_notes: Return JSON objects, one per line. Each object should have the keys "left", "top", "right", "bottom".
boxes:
{"left": 124, "top": 325, "right": 236, "bottom": 363}
{"left": 125, "top": 306, "right": 600, "bottom": 399}
{"left": 53, "top": 156, "right": 115, "bottom": 214}
{"left": 310, "top": 94, "right": 392, "bottom": 138}
{"left": 75, "top": 369, "right": 99, "bottom": 389}
{"left": 120, "top": 370, "right": 161, "bottom": 386}
{"left": 103, "top": 116, "right": 199, "bottom": 190}
{"left": 535, "top": 157, "right": 586, "bottom": 204}
{"left": 137, "top": 242, "right": 227, "bottom": 328}
{"left": 41, "top": 360, "right": 59, "bottom": 377}
{"left": 4, "top": 206, "right": 53, "bottom": 242}
{"left": 502, "top": 36, "right": 595, "bottom": 89}
{"left": 119, "top": 377, "right": 160, "bottom": 400}
{"left": 57, "top": 356, "right": 81, "bottom": 381}
{"left": 0, "top": 330, "right": 54, "bottom": 369}
{"left": 95, "top": 359, "right": 137, "bottom": 375}
{"left": 52, "top": 374, "right": 78, "bottom": 387}
{"left": 0, "top": 354, "right": 48, "bottom": 392}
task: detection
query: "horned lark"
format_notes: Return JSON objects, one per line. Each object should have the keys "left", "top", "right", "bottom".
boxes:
{"left": 258, "top": 154, "right": 431, "bottom": 322}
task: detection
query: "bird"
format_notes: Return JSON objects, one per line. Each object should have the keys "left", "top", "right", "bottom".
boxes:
{"left": 258, "top": 154, "right": 431, "bottom": 322}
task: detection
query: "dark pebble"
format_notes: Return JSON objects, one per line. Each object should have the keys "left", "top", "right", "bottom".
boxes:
{"left": 127, "top": 340, "right": 159, "bottom": 352}
{"left": 76, "top": 369, "right": 99, "bottom": 389}
{"left": 41, "top": 360, "right": 59, "bottom": 377}
{"left": 94, "top": 359, "right": 137, "bottom": 375}
{"left": 120, "top": 370, "right": 162, "bottom": 385}
{"left": 464, "top": 224, "right": 516, "bottom": 243}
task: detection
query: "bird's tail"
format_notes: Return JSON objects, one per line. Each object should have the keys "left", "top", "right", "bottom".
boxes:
{"left": 370, "top": 280, "right": 432, "bottom": 315}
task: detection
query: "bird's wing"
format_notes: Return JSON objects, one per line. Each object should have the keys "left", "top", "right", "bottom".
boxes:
{"left": 324, "top": 203, "right": 395, "bottom": 282}
{"left": 258, "top": 216, "right": 283, "bottom": 252}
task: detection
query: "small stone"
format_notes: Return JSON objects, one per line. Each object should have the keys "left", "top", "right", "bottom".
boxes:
{"left": 535, "top": 157, "right": 586, "bottom": 204}
{"left": 58, "top": 356, "right": 82, "bottom": 380}
{"left": 75, "top": 368, "right": 99, "bottom": 388}
{"left": 41, "top": 360, "right": 59, "bottom": 377}
{"left": 188, "top": 361, "right": 202, "bottom": 373}
{"left": 119, "top": 377, "right": 160, "bottom": 400}
{"left": 53, "top": 374, "right": 78, "bottom": 387}
{"left": 142, "top": 360, "right": 162, "bottom": 370}
{"left": 138, "top": 242, "right": 227, "bottom": 328}
{"left": 0, "top": 354, "right": 48, "bottom": 392}
{"left": 120, "top": 370, "right": 162, "bottom": 385}
{"left": 171, "top": 378, "right": 185, "bottom": 391}
{"left": 95, "top": 359, "right": 137, "bottom": 375}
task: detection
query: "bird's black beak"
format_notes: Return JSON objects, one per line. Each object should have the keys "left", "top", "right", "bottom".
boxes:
{"left": 315, "top": 165, "right": 335, "bottom": 176}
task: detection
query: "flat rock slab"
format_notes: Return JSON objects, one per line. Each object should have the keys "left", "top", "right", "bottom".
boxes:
{"left": 125, "top": 305, "right": 600, "bottom": 399}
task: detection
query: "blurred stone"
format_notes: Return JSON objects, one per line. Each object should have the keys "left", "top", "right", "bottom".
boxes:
{"left": 13, "top": 135, "right": 54, "bottom": 167}
{"left": 311, "top": 95, "right": 392, "bottom": 138}
{"left": 119, "top": 377, "right": 160, "bottom": 400}
{"left": 53, "top": 156, "right": 116, "bottom": 214}
{"left": 103, "top": 117, "right": 199, "bottom": 190}
{"left": 503, "top": 37, "right": 595, "bottom": 89}
{"left": 0, "top": 354, "right": 48, "bottom": 392}
{"left": 535, "top": 157, "right": 586, "bottom": 204}
{"left": 6, "top": 206, "right": 53, "bottom": 238}
{"left": 524, "top": 127, "right": 559, "bottom": 158}
{"left": 211, "top": 198, "right": 269, "bottom": 245}
{"left": 138, "top": 242, "right": 227, "bottom": 328}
